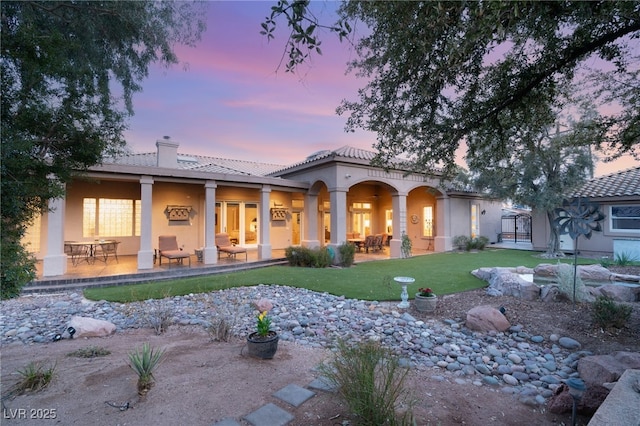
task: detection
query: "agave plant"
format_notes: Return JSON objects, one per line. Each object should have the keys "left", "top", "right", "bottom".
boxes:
{"left": 128, "top": 343, "right": 165, "bottom": 397}
{"left": 553, "top": 197, "right": 606, "bottom": 307}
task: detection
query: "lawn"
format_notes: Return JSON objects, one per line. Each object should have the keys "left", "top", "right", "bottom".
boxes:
{"left": 84, "top": 248, "right": 599, "bottom": 303}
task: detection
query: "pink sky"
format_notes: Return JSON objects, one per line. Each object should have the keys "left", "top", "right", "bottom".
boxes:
{"left": 124, "top": 1, "right": 637, "bottom": 177}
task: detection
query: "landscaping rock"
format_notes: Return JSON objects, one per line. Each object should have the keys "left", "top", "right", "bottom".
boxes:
{"left": 66, "top": 316, "right": 116, "bottom": 338}
{"left": 466, "top": 305, "right": 510, "bottom": 332}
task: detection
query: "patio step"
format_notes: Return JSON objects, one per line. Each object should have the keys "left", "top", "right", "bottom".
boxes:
{"left": 22, "top": 258, "right": 288, "bottom": 294}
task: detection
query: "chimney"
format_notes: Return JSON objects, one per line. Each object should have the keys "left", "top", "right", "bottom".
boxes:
{"left": 156, "top": 136, "right": 179, "bottom": 168}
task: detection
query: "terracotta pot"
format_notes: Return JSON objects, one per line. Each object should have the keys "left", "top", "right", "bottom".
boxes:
{"left": 414, "top": 294, "right": 438, "bottom": 313}
{"left": 246, "top": 331, "right": 279, "bottom": 359}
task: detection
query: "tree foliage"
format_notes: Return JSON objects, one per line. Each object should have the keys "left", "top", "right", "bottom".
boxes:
{"left": 470, "top": 97, "right": 601, "bottom": 255}
{"left": 1, "top": 1, "right": 206, "bottom": 298}
{"left": 264, "top": 1, "right": 639, "bottom": 174}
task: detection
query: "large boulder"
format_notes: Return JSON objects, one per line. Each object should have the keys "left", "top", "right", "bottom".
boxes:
{"left": 593, "top": 284, "right": 639, "bottom": 303}
{"left": 66, "top": 316, "right": 116, "bottom": 338}
{"left": 534, "top": 263, "right": 614, "bottom": 281}
{"left": 488, "top": 271, "right": 540, "bottom": 301}
{"left": 578, "top": 351, "right": 640, "bottom": 386}
{"left": 466, "top": 305, "right": 510, "bottom": 332}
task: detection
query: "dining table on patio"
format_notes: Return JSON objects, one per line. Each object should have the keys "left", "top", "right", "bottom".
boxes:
{"left": 347, "top": 238, "right": 365, "bottom": 252}
{"left": 64, "top": 240, "right": 120, "bottom": 265}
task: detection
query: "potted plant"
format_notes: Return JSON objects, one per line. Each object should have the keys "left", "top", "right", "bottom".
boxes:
{"left": 246, "top": 311, "right": 279, "bottom": 359}
{"left": 414, "top": 287, "right": 437, "bottom": 313}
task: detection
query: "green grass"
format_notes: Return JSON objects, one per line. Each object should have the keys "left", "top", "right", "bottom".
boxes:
{"left": 84, "top": 248, "right": 598, "bottom": 303}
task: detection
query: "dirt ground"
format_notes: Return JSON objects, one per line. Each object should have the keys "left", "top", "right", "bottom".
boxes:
{"left": 1, "top": 267, "right": 639, "bottom": 426}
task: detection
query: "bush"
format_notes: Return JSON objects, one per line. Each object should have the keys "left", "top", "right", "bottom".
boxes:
{"left": 13, "top": 362, "right": 56, "bottom": 394}
{"left": 401, "top": 231, "right": 412, "bottom": 258}
{"left": 285, "top": 246, "right": 333, "bottom": 268}
{"left": 592, "top": 296, "right": 632, "bottom": 329}
{"left": 452, "top": 235, "right": 469, "bottom": 251}
{"left": 338, "top": 242, "right": 355, "bottom": 267}
{"left": 318, "top": 339, "right": 414, "bottom": 426}
{"left": 614, "top": 251, "right": 639, "bottom": 266}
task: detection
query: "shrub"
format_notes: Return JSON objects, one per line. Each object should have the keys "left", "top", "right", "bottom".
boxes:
{"left": 614, "top": 251, "right": 639, "bottom": 266}
{"left": 285, "top": 246, "right": 333, "bottom": 268}
{"left": 13, "top": 362, "right": 56, "bottom": 394}
{"left": 338, "top": 242, "right": 355, "bottom": 267}
{"left": 592, "top": 296, "right": 632, "bottom": 329}
{"left": 128, "top": 343, "right": 165, "bottom": 397}
{"left": 401, "top": 231, "right": 412, "bottom": 258}
{"left": 318, "top": 339, "right": 414, "bottom": 426}
{"left": 67, "top": 346, "right": 111, "bottom": 358}
{"left": 452, "top": 235, "right": 469, "bottom": 251}
{"left": 142, "top": 300, "right": 174, "bottom": 335}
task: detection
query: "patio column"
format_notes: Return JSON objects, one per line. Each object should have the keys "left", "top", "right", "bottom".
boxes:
{"left": 137, "top": 176, "right": 154, "bottom": 269}
{"left": 389, "top": 192, "right": 408, "bottom": 258}
{"left": 203, "top": 181, "right": 218, "bottom": 264}
{"left": 258, "top": 185, "right": 271, "bottom": 260}
{"left": 42, "top": 195, "right": 67, "bottom": 277}
{"left": 302, "top": 193, "right": 320, "bottom": 249}
{"left": 328, "top": 188, "right": 347, "bottom": 264}
{"left": 435, "top": 194, "right": 452, "bottom": 251}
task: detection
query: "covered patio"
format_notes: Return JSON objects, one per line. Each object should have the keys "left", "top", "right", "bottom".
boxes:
{"left": 27, "top": 246, "right": 399, "bottom": 294}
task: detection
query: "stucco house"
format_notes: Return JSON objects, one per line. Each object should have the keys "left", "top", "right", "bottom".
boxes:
{"left": 27, "top": 137, "right": 504, "bottom": 278}
{"left": 531, "top": 166, "right": 640, "bottom": 258}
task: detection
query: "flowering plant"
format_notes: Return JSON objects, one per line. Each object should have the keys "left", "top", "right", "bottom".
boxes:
{"left": 255, "top": 311, "right": 272, "bottom": 336}
{"left": 418, "top": 287, "right": 435, "bottom": 297}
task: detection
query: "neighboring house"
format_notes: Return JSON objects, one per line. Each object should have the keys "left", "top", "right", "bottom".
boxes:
{"left": 26, "top": 137, "right": 504, "bottom": 278}
{"left": 531, "top": 166, "right": 640, "bottom": 258}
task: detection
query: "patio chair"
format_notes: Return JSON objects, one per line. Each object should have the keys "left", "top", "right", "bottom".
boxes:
{"left": 215, "top": 232, "right": 247, "bottom": 261}
{"left": 158, "top": 235, "right": 191, "bottom": 267}
{"left": 64, "top": 242, "right": 89, "bottom": 266}
{"left": 364, "top": 235, "right": 378, "bottom": 253}
{"left": 95, "top": 241, "right": 120, "bottom": 263}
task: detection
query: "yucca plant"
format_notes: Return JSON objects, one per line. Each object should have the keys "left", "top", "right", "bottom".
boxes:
{"left": 128, "top": 343, "right": 165, "bottom": 397}
{"left": 14, "top": 362, "right": 56, "bottom": 394}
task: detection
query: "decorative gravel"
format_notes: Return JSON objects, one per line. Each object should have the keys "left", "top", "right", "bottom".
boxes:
{"left": 0, "top": 284, "right": 591, "bottom": 406}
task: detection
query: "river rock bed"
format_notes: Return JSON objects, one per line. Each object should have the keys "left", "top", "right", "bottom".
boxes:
{"left": 0, "top": 284, "right": 592, "bottom": 407}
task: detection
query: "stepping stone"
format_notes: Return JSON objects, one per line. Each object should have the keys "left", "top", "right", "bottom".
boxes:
{"left": 272, "top": 384, "right": 315, "bottom": 407}
{"left": 243, "top": 403, "right": 293, "bottom": 426}
{"left": 308, "top": 376, "right": 338, "bottom": 393}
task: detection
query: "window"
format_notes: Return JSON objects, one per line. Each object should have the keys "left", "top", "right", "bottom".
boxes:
{"left": 83, "top": 198, "right": 141, "bottom": 238}
{"left": 22, "top": 214, "right": 42, "bottom": 253}
{"left": 423, "top": 206, "right": 434, "bottom": 237}
{"left": 611, "top": 205, "right": 640, "bottom": 232}
{"left": 471, "top": 204, "right": 480, "bottom": 238}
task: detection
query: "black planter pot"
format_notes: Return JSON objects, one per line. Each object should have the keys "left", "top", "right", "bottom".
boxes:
{"left": 246, "top": 331, "right": 279, "bottom": 359}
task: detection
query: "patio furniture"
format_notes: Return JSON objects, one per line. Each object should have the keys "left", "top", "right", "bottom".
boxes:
{"left": 94, "top": 240, "right": 120, "bottom": 263}
{"left": 363, "top": 235, "right": 378, "bottom": 253}
{"left": 64, "top": 241, "right": 90, "bottom": 266}
{"left": 215, "top": 232, "right": 247, "bottom": 261}
{"left": 158, "top": 235, "right": 191, "bottom": 267}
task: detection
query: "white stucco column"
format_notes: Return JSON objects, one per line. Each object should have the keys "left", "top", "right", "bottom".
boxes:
{"left": 328, "top": 188, "right": 347, "bottom": 263}
{"left": 42, "top": 196, "right": 67, "bottom": 276}
{"left": 203, "top": 180, "right": 218, "bottom": 264}
{"left": 258, "top": 185, "right": 272, "bottom": 259}
{"left": 302, "top": 193, "right": 320, "bottom": 249}
{"left": 137, "top": 176, "right": 154, "bottom": 269}
{"left": 435, "top": 194, "right": 452, "bottom": 251}
{"left": 390, "top": 192, "right": 408, "bottom": 258}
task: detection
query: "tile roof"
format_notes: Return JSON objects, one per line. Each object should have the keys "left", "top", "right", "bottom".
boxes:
{"left": 571, "top": 166, "right": 640, "bottom": 198}
{"left": 104, "top": 152, "right": 285, "bottom": 177}
{"left": 269, "top": 145, "right": 390, "bottom": 175}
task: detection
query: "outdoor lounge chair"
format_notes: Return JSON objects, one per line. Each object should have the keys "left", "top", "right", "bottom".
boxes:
{"left": 158, "top": 235, "right": 191, "bottom": 267}
{"left": 215, "top": 232, "right": 248, "bottom": 261}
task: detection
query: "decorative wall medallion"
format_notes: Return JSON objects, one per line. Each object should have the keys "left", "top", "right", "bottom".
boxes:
{"left": 411, "top": 214, "right": 419, "bottom": 224}
{"left": 166, "top": 205, "right": 192, "bottom": 221}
